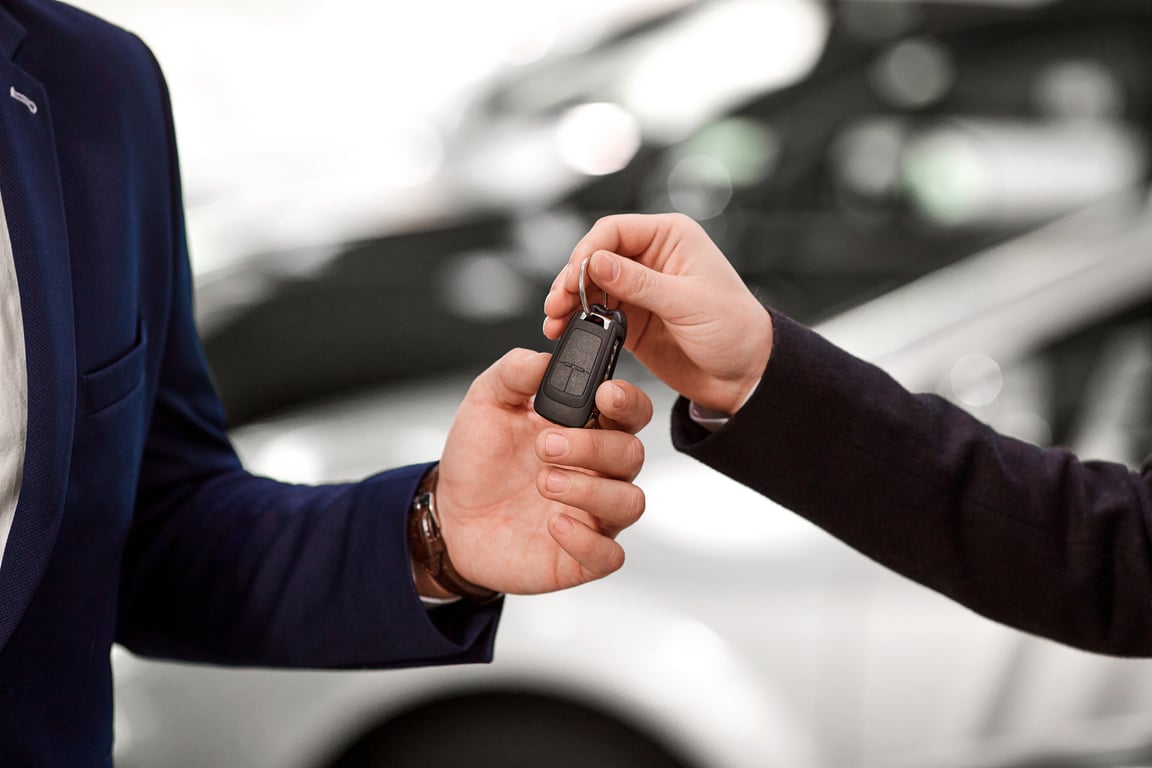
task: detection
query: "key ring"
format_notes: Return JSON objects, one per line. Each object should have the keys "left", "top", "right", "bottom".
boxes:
{"left": 578, "top": 257, "right": 609, "bottom": 315}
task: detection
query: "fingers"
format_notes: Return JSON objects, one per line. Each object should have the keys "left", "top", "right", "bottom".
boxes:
{"left": 589, "top": 250, "right": 681, "bottom": 317}
{"left": 536, "top": 423, "right": 644, "bottom": 481}
{"left": 543, "top": 251, "right": 676, "bottom": 339}
{"left": 475, "top": 348, "right": 550, "bottom": 409}
{"left": 538, "top": 466, "right": 645, "bottom": 535}
{"left": 543, "top": 213, "right": 671, "bottom": 335}
{"left": 544, "top": 212, "right": 713, "bottom": 339}
{"left": 534, "top": 424, "right": 645, "bottom": 534}
{"left": 548, "top": 514, "right": 626, "bottom": 582}
{"left": 570, "top": 212, "right": 682, "bottom": 268}
{"left": 532, "top": 380, "right": 648, "bottom": 535}
{"left": 594, "top": 379, "right": 652, "bottom": 435}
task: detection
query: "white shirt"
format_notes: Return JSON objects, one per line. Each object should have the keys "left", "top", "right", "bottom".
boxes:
{"left": 0, "top": 180, "right": 27, "bottom": 572}
{"left": 688, "top": 379, "right": 763, "bottom": 433}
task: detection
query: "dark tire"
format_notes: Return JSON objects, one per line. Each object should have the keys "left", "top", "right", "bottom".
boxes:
{"left": 328, "top": 690, "right": 695, "bottom": 768}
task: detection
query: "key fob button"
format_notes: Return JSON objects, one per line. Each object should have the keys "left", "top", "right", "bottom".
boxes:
{"left": 535, "top": 305, "right": 628, "bottom": 427}
{"left": 566, "top": 368, "right": 590, "bottom": 397}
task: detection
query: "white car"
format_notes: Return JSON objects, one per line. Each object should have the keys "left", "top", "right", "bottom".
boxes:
{"left": 112, "top": 197, "right": 1152, "bottom": 768}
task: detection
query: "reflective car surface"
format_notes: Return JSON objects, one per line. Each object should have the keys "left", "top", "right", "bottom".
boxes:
{"left": 114, "top": 197, "right": 1152, "bottom": 768}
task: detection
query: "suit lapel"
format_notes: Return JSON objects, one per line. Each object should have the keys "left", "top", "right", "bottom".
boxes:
{"left": 0, "top": 9, "right": 76, "bottom": 653}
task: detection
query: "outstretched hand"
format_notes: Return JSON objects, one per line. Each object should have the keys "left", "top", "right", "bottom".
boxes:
{"left": 543, "top": 213, "right": 773, "bottom": 416}
{"left": 432, "top": 348, "right": 651, "bottom": 597}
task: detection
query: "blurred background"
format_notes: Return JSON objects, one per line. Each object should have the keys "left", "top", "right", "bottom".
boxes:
{"left": 71, "top": 0, "right": 1152, "bottom": 766}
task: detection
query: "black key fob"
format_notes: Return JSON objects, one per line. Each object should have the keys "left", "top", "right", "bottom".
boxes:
{"left": 535, "top": 304, "right": 627, "bottom": 427}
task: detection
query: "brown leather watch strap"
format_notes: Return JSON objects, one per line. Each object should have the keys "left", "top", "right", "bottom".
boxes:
{"left": 407, "top": 465, "right": 501, "bottom": 604}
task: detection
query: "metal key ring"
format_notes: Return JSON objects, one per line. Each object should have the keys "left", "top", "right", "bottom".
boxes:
{"left": 578, "top": 257, "right": 609, "bottom": 315}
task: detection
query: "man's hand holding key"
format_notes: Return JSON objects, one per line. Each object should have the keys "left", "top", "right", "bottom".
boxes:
{"left": 544, "top": 213, "right": 772, "bottom": 418}
{"left": 423, "top": 348, "right": 651, "bottom": 599}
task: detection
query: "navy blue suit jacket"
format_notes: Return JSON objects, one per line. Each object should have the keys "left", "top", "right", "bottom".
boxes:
{"left": 674, "top": 310, "right": 1152, "bottom": 656}
{"left": 0, "top": 2, "right": 500, "bottom": 764}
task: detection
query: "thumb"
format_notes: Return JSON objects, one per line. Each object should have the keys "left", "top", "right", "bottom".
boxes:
{"left": 588, "top": 250, "right": 682, "bottom": 319}
{"left": 480, "top": 348, "right": 550, "bottom": 408}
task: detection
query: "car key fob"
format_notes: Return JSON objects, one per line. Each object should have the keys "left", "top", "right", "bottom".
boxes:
{"left": 535, "top": 304, "right": 627, "bottom": 427}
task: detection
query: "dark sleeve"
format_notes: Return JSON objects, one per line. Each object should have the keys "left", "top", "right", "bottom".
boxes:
{"left": 115, "top": 41, "right": 500, "bottom": 669}
{"left": 672, "top": 309, "right": 1152, "bottom": 656}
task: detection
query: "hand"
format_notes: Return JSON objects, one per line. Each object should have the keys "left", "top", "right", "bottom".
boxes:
{"left": 428, "top": 348, "right": 651, "bottom": 597}
{"left": 543, "top": 213, "right": 773, "bottom": 415}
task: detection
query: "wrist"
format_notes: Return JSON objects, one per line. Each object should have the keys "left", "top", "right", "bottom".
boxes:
{"left": 729, "top": 373, "right": 763, "bottom": 415}
{"left": 727, "top": 309, "right": 772, "bottom": 413}
{"left": 407, "top": 464, "right": 502, "bottom": 604}
{"left": 411, "top": 558, "right": 457, "bottom": 601}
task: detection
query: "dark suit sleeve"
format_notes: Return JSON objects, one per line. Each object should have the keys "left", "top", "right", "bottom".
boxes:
{"left": 673, "top": 309, "right": 1152, "bottom": 656}
{"left": 115, "top": 42, "right": 500, "bottom": 668}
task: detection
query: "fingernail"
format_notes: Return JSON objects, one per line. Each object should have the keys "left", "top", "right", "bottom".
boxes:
{"left": 594, "top": 251, "right": 619, "bottom": 281}
{"left": 545, "top": 432, "right": 568, "bottom": 457}
{"left": 552, "top": 514, "right": 574, "bottom": 534}
{"left": 611, "top": 382, "right": 626, "bottom": 408}
{"left": 546, "top": 469, "right": 570, "bottom": 493}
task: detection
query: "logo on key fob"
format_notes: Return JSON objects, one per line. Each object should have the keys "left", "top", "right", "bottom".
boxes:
{"left": 535, "top": 259, "right": 627, "bottom": 427}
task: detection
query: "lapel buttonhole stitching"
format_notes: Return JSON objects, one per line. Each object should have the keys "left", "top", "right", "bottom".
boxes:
{"left": 8, "top": 87, "right": 36, "bottom": 114}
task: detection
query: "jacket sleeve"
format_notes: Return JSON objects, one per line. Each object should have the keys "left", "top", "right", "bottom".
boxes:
{"left": 672, "top": 309, "right": 1152, "bottom": 656}
{"left": 115, "top": 41, "right": 500, "bottom": 669}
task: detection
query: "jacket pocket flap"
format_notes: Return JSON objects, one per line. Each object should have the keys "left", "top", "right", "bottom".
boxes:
{"left": 81, "top": 327, "right": 147, "bottom": 413}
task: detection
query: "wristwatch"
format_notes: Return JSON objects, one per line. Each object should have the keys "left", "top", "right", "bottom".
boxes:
{"left": 407, "top": 465, "right": 501, "bottom": 604}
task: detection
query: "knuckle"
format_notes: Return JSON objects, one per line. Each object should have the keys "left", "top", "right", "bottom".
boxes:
{"left": 465, "top": 370, "right": 490, "bottom": 399}
{"left": 633, "top": 435, "right": 646, "bottom": 465}
{"left": 628, "top": 264, "right": 655, "bottom": 300}
{"left": 625, "top": 436, "right": 645, "bottom": 474}
{"left": 593, "top": 213, "right": 622, "bottom": 232}
{"left": 586, "top": 430, "right": 612, "bottom": 465}
{"left": 595, "top": 438, "right": 616, "bottom": 470}
{"left": 504, "top": 347, "right": 535, "bottom": 371}
{"left": 585, "top": 432, "right": 643, "bottom": 476}
{"left": 604, "top": 544, "right": 626, "bottom": 575}
{"left": 624, "top": 485, "right": 646, "bottom": 525}
{"left": 584, "top": 544, "right": 625, "bottom": 581}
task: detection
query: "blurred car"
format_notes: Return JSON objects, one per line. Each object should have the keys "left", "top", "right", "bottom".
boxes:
{"left": 112, "top": 194, "right": 1152, "bottom": 768}
{"left": 195, "top": 0, "right": 1152, "bottom": 426}
{"left": 103, "top": 0, "right": 1152, "bottom": 765}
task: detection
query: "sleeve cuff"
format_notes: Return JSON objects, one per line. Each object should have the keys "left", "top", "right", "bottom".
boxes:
{"left": 687, "top": 378, "right": 763, "bottom": 433}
